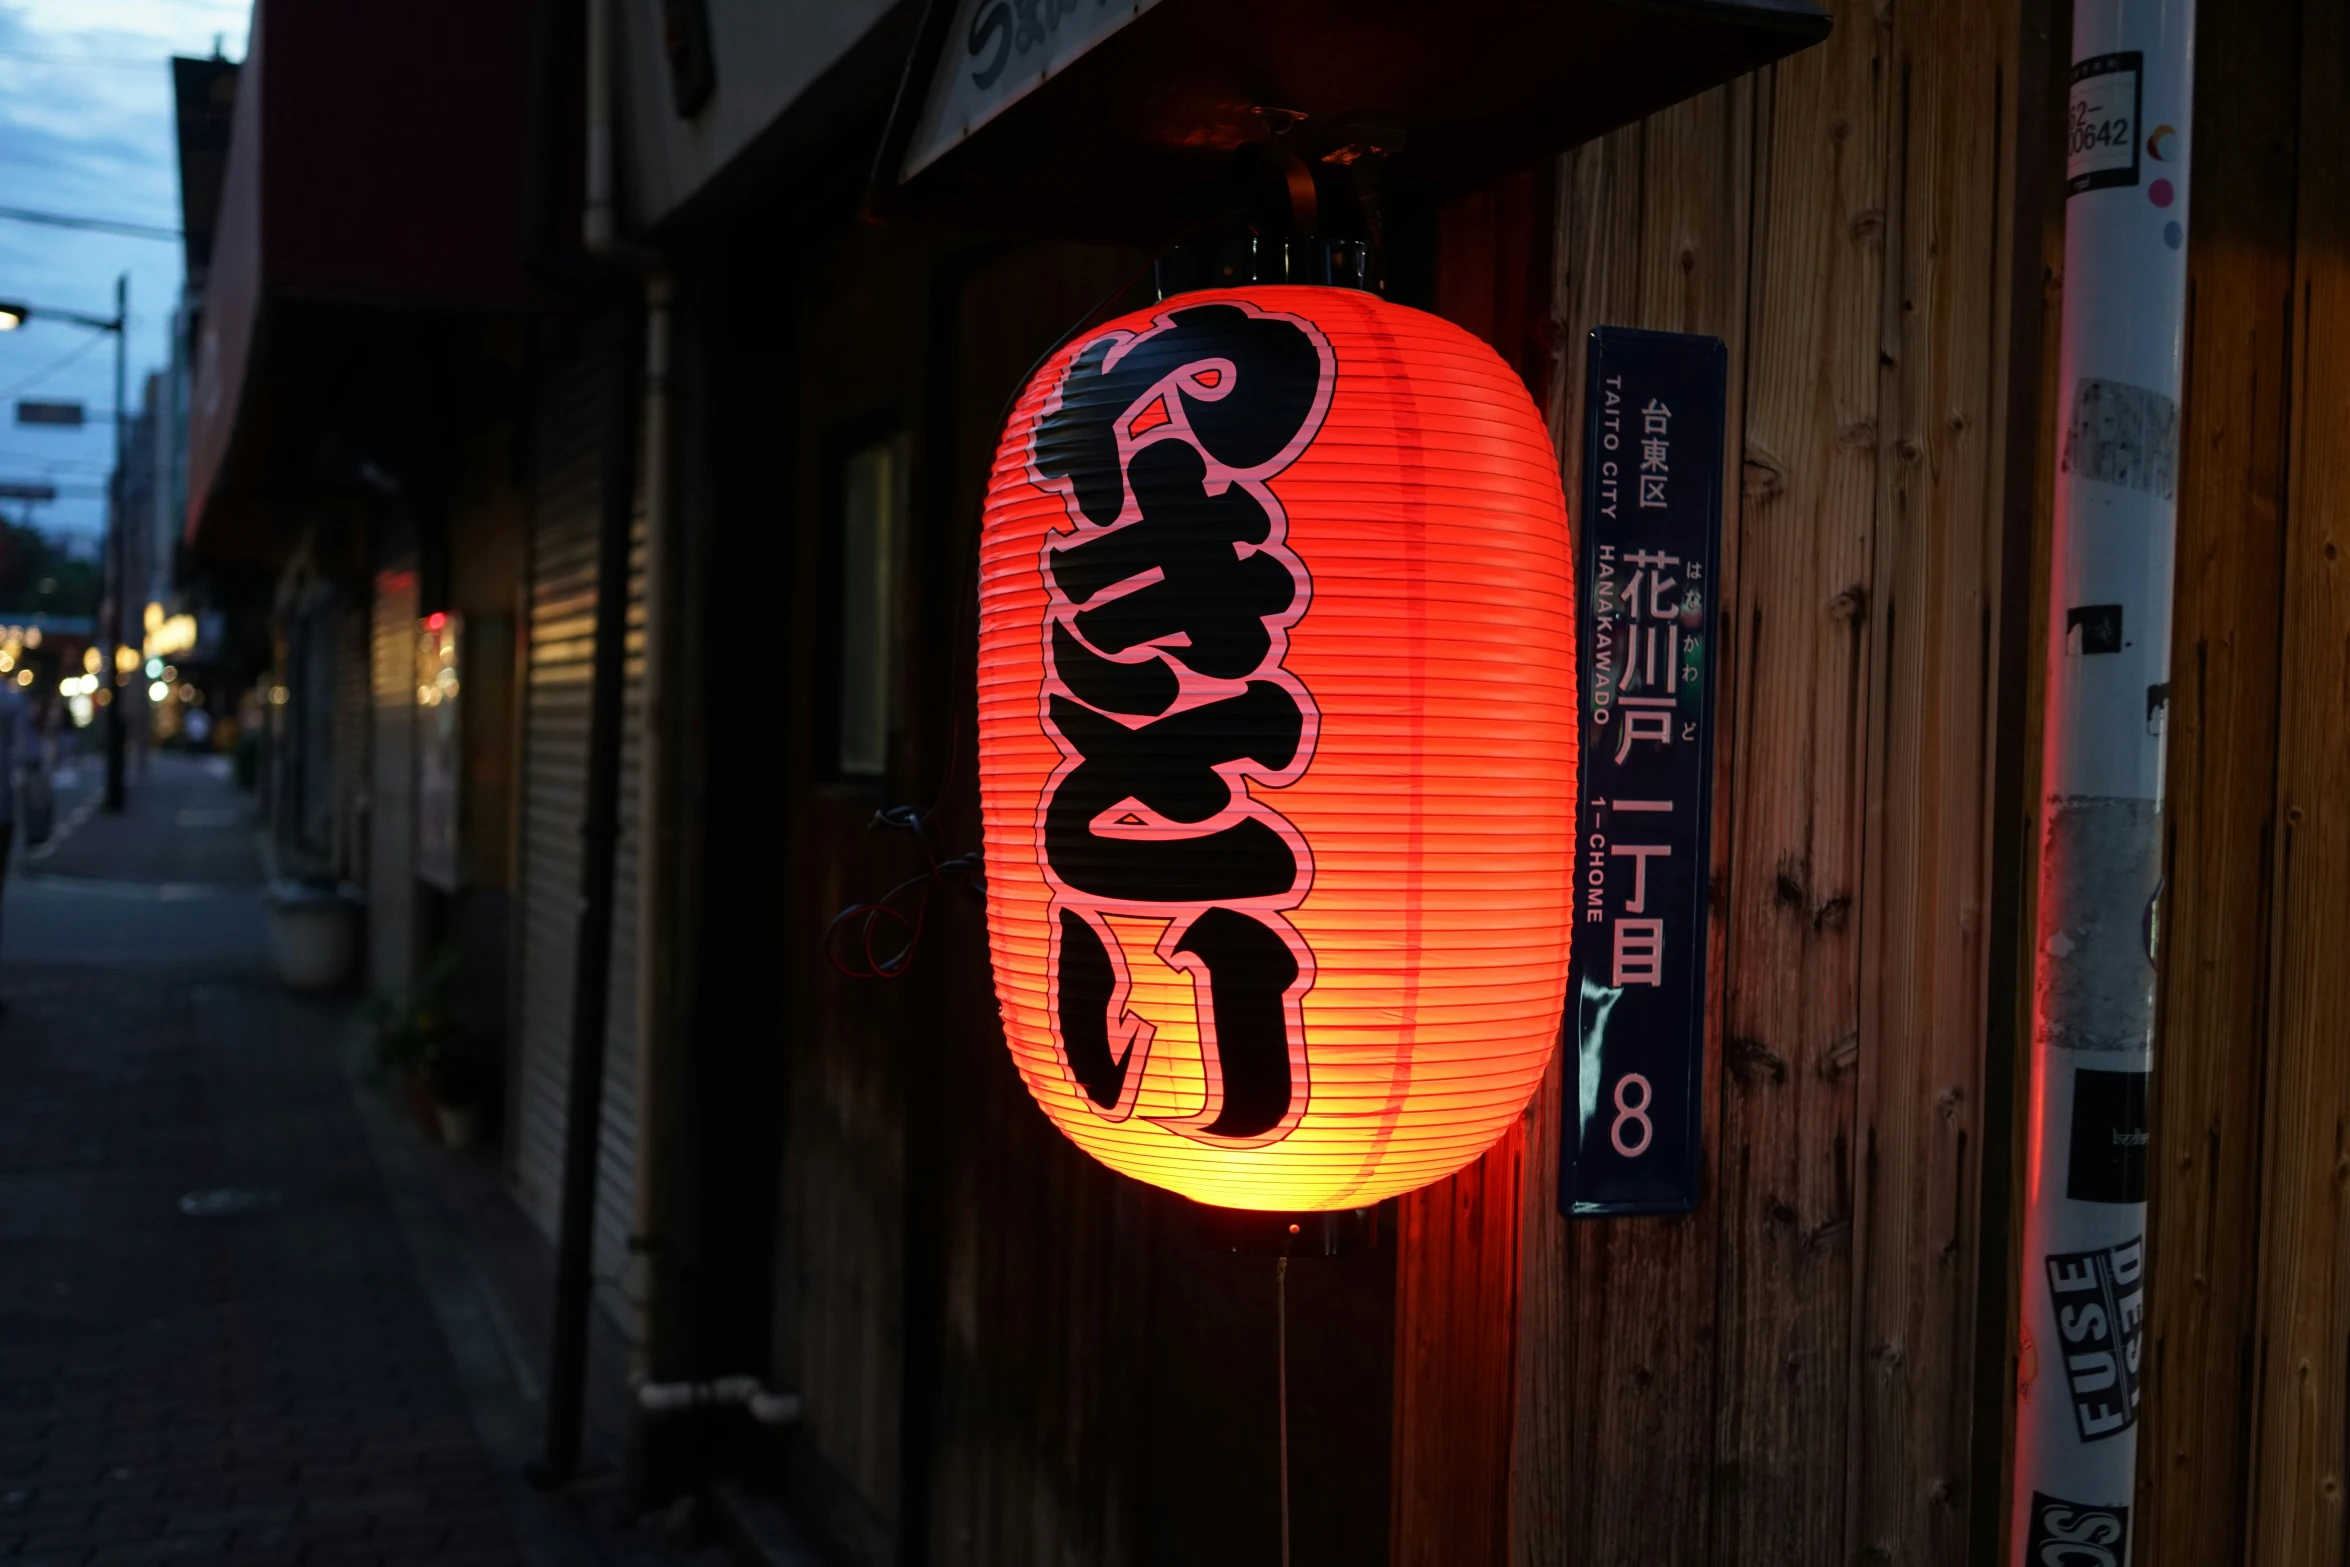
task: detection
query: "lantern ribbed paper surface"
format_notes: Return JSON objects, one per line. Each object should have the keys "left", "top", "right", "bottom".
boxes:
{"left": 977, "top": 286, "right": 1577, "bottom": 1211}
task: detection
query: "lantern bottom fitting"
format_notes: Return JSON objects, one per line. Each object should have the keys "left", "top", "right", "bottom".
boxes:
{"left": 1182, "top": 1198, "right": 1385, "bottom": 1258}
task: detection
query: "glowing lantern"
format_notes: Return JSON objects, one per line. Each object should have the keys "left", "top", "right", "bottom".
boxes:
{"left": 976, "top": 286, "right": 1578, "bottom": 1211}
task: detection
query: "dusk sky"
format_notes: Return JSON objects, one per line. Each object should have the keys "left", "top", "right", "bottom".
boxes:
{"left": 0, "top": 0, "right": 251, "bottom": 546}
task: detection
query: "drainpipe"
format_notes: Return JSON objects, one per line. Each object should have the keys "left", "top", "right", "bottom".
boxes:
{"left": 2010, "top": 0, "right": 2193, "bottom": 1550}
{"left": 530, "top": 0, "right": 667, "bottom": 1488}
{"left": 629, "top": 271, "right": 672, "bottom": 1376}
{"left": 583, "top": 0, "right": 618, "bottom": 255}
{"left": 536, "top": 286, "right": 643, "bottom": 1489}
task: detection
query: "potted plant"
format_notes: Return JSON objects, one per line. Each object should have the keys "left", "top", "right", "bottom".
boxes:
{"left": 362, "top": 947, "right": 491, "bottom": 1146}
{"left": 423, "top": 1026, "right": 493, "bottom": 1149}
{"left": 266, "top": 878, "right": 362, "bottom": 991}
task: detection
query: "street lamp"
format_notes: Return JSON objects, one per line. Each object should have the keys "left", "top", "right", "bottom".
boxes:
{"left": 0, "top": 297, "right": 121, "bottom": 336}
{"left": 0, "top": 283, "right": 130, "bottom": 810}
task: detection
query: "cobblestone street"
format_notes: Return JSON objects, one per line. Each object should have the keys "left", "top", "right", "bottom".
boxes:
{"left": 0, "top": 755, "right": 709, "bottom": 1567}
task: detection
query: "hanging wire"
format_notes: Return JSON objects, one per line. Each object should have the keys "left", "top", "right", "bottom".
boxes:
{"left": 822, "top": 805, "right": 985, "bottom": 980}
{"left": 823, "top": 249, "right": 1170, "bottom": 980}
{"left": 0, "top": 331, "right": 105, "bottom": 401}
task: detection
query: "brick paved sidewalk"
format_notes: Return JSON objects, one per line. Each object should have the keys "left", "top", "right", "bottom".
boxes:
{"left": 20, "top": 752, "right": 260, "bottom": 889}
{"left": 0, "top": 755, "right": 722, "bottom": 1567}
{"left": 0, "top": 951, "right": 530, "bottom": 1566}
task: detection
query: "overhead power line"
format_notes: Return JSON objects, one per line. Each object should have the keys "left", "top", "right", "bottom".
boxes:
{"left": 0, "top": 334, "right": 106, "bottom": 400}
{"left": 0, "top": 51, "right": 168, "bottom": 70}
{"left": 0, "top": 205, "right": 181, "bottom": 243}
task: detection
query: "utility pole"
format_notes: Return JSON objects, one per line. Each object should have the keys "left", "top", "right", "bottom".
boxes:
{"left": 2010, "top": 0, "right": 2193, "bottom": 1550}
{"left": 103, "top": 272, "right": 127, "bottom": 814}
{"left": 2, "top": 280, "right": 137, "bottom": 802}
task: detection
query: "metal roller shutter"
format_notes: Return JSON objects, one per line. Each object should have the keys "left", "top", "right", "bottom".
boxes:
{"left": 514, "top": 332, "right": 646, "bottom": 1338}
{"left": 336, "top": 599, "right": 371, "bottom": 881}
{"left": 368, "top": 566, "right": 419, "bottom": 995}
{"left": 284, "top": 588, "right": 342, "bottom": 865}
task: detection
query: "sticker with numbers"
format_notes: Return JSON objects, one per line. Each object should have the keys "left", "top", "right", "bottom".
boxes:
{"left": 2067, "top": 51, "right": 2142, "bottom": 195}
{"left": 1561, "top": 327, "right": 1727, "bottom": 1217}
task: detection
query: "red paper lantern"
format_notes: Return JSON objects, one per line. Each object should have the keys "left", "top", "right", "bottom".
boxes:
{"left": 976, "top": 285, "right": 1577, "bottom": 1211}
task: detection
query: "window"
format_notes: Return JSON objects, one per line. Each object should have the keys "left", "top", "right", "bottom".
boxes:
{"left": 836, "top": 435, "right": 905, "bottom": 777}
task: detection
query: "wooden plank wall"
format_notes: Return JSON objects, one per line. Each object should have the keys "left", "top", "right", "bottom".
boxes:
{"left": 1393, "top": 0, "right": 2044, "bottom": 1559}
{"left": 1515, "top": 70, "right": 1756, "bottom": 1567}
{"left": 2248, "top": 8, "right": 2350, "bottom": 1551}
{"left": 771, "top": 215, "right": 941, "bottom": 1565}
{"left": 2132, "top": 0, "right": 2298, "bottom": 1555}
{"left": 2139, "top": 0, "right": 2350, "bottom": 1560}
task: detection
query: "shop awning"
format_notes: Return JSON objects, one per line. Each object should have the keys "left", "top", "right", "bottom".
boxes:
{"left": 185, "top": 0, "right": 545, "bottom": 564}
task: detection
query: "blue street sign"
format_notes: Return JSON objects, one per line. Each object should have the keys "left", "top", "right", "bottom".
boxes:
{"left": 1561, "top": 326, "right": 1727, "bottom": 1217}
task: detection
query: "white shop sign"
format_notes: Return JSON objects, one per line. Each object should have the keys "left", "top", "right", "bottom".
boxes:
{"left": 902, "top": 0, "right": 1161, "bottom": 179}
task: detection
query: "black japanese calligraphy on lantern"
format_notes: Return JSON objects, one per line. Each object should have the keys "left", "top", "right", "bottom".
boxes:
{"left": 1027, "top": 301, "right": 1335, "bottom": 1147}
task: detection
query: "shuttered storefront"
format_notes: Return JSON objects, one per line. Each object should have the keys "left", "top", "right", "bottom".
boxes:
{"left": 367, "top": 566, "right": 418, "bottom": 993}
{"left": 513, "top": 332, "right": 646, "bottom": 1336}
{"left": 336, "top": 598, "right": 371, "bottom": 881}
{"left": 282, "top": 587, "right": 341, "bottom": 864}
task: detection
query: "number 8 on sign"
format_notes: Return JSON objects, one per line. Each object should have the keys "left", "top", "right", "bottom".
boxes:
{"left": 1611, "top": 1072, "right": 1654, "bottom": 1158}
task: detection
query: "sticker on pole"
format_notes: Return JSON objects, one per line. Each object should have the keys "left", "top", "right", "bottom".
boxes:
{"left": 2045, "top": 1233, "right": 2145, "bottom": 1442}
{"left": 2067, "top": 52, "right": 2143, "bottom": 195}
{"left": 1560, "top": 327, "right": 1727, "bottom": 1218}
{"left": 2023, "top": 1493, "right": 2130, "bottom": 1565}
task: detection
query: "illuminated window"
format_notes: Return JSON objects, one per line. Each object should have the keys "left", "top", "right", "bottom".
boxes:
{"left": 836, "top": 435, "right": 906, "bottom": 778}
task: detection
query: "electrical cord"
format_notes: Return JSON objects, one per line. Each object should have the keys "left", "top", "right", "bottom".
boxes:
{"left": 822, "top": 805, "right": 985, "bottom": 980}
{"left": 1277, "top": 1255, "right": 1292, "bottom": 1567}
